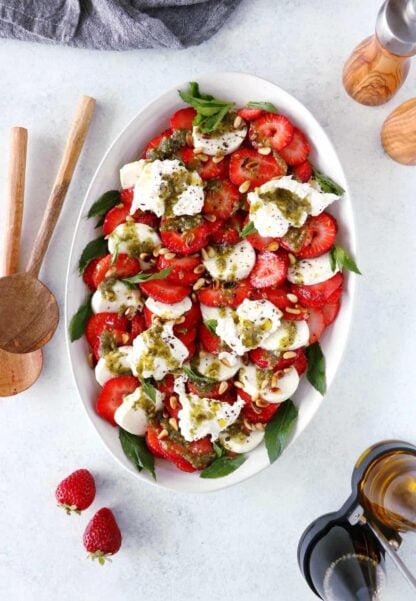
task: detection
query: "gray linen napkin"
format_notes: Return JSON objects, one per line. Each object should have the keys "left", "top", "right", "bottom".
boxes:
{"left": 0, "top": 0, "right": 242, "bottom": 50}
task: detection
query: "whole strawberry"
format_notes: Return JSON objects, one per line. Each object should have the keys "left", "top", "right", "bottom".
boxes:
{"left": 83, "top": 508, "right": 122, "bottom": 564}
{"left": 55, "top": 469, "right": 96, "bottom": 515}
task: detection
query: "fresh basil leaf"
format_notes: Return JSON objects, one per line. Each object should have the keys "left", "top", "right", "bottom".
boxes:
{"left": 119, "top": 428, "right": 156, "bottom": 480}
{"left": 239, "top": 221, "right": 257, "bottom": 238}
{"left": 87, "top": 190, "right": 120, "bottom": 219}
{"left": 110, "top": 235, "right": 121, "bottom": 267}
{"left": 69, "top": 295, "right": 93, "bottom": 342}
{"left": 204, "top": 320, "right": 218, "bottom": 335}
{"left": 95, "top": 215, "right": 105, "bottom": 228}
{"left": 305, "top": 342, "right": 326, "bottom": 395}
{"left": 247, "top": 101, "right": 279, "bottom": 114}
{"left": 142, "top": 379, "right": 157, "bottom": 404}
{"left": 330, "top": 245, "right": 361, "bottom": 275}
{"left": 179, "top": 82, "right": 234, "bottom": 133}
{"left": 122, "top": 266, "right": 172, "bottom": 285}
{"left": 265, "top": 399, "right": 298, "bottom": 463}
{"left": 313, "top": 169, "right": 345, "bottom": 196}
{"left": 200, "top": 454, "right": 246, "bottom": 478}
{"left": 78, "top": 236, "right": 107, "bottom": 274}
{"left": 183, "top": 366, "right": 217, "bottom": 385}
{"left": 213, "top": 442, "right": 225, "bottom": 459}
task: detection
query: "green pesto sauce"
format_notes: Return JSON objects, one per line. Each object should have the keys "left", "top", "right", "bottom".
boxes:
{"left": 99, "top": 330, "right": 119, "bottom": 356}
{"left": 255, "top": 368, "right": 274, "bottom": 389}
{"left": 238, "top": 317, "right": 273, "bottom": 349}
{"left": 279, "top": 321, "right": 297, "bottom": 349}
{"left": 131, "top": 389, "right": 156, "bottom": 417}
{"left": 258, "top": 188, "right": 311, "bottom": 226}
{"left": 160, "top": 214, "right": 203, "bottom": 232}
{"left": 200, "top": 358, "right": 221, "bottom": 380}
{"left": 160, "top": 169, "right": 201, "bottom": 218}
{"left": 213, "top": 245, "right": 236, "bottom": 278}
{"left": 134, "top": 324, "right": 180, "bottom": 378}
{"left": 283, "top": 225, "right": 311, "bottom": 252}
{"left": 147, "top": 129, "right": 187, "bottom": 161}
{"left": 115, "top": 221, "right": 155, "bottom": 258}
{"left": 104, "top": 349, "right": 132, "bottom": 376}
{"left": 99, "top": 277, "right": 117, "bottom": 302}
{"left": 158, "top": 415, "right": 215, "bottom": 469}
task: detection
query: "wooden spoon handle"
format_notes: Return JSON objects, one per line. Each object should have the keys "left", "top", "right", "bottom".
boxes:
{"left": 2, "top": 127, "right": 27, "bottom": 277}
{"left": 381, "top": 98, "right": 416, "bottom": 165}
{"left": 26, "top": 96, "right": 96, "bottom": 277}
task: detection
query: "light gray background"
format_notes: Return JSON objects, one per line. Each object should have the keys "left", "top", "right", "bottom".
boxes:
{"left": 0, "top": 1, "right": 415, "bottom": 599}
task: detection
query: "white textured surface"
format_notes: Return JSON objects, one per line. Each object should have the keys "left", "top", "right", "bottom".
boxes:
{"left": 0, "top": 0, "right": 416, "bottom": 599}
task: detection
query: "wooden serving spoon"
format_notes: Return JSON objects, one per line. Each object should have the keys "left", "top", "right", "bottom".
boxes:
{"left": 0, "top": 128, "right": 43, "bottom": 396}
{"left": 0, "top": 96, "right": 96, "bottom": 355}
{"left": 381, "top": 97, "right": 416, "bottom": 165}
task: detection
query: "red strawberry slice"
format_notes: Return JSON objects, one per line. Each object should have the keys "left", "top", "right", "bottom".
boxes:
{"left": 144, "top": 128, "right": 173, "bottom": 158}
{"left": 198, "top": 279, "right": 253, "bottom": 308}
{"left": 82, "top": 257, "right": 103, "bottom": 291}
{"left": 294, "top": 160, "right": 313, "bottom": 182}
{"left": 157, "top": 253, "right": 202, "bottom": 285}
{"left": 307, "top": 307, "right": 325, "bottom": 344}
{"left": 102, "top": 204, "right": 130, "bottom": 235}
{"left": 296, "top": 213, "right": 338, "bottom": 259}
{"left": 249, "top": 250, "right": 289, "bottom": 288}
{"left": 293, "top": 349, "right": 308, "bottom": 375}
{"left": 249, "top": 113, "right": 294, "bottom": 151}
{"left": 83, "top": 508, "right": 122, "bottom": 562}
{"left": 170, "top": 107, "right": 196, "bottom": 130}
{"left": 177, "top": 147, "right": 229, "bottom": 180}
{"left": 238, "top": 388, "right": 280, "bottom": 424}
{"left": 248, "top": 348, "right": 280, "bottom": 370}
{"left": 279, "top": 127, "right": 310, "bottom": 166}
{"left": 55, "top": 469, "right": 96, "bottom": 515}
{"left": 203, "top": 177, "right": 240, "bottom": 221}
{"left": 210, "top": 213, "right": 243, "bottom": 245}
{"left": 139, "top": 278, "right": 191, "bottom": 304}
{"left": 199, "top": 323, "right": 223, "bottom": 354}
{"left": 85, "top": 313, "right": 129, "bottom": 349}
{"left": 229, "top": 148, "right": 286, "bottom": 188}
{"left": 95, "top": 376, "right": 139, "bottom": 426}
{"left": 160, "top": 217, "right": 210, "bottom": 255}
{"left": 92, "top": 254, "right": 141, "bottom": 288}
{"left": 129, "top": 314, "right": 146, "bottom": 339}
{"left": 291, "top": 272, "right": 343, "bottom": 308}
{"left": 243, "top": 215, "right": 279, "bottom": 251}
{"left": 120, "top": 187, "right": 134, "bottom": 207}
{"left": 160, "top": 435, "right": 215, "bottom": 472}
{"left": 238, "top": 107, "right": 264, "bottom": 121}
{"left": 322, "top": 298, "right": 341, "bottom": 326}
{"left": 146, "top": 423, "right": 167, "bottom": 458}
{"left": 252, "top": 283, "right": 290, "bottom": 310}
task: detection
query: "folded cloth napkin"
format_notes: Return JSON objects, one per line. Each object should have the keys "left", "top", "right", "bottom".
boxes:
{"left": 0, "top": 0, "right": 242, "bottom": 50}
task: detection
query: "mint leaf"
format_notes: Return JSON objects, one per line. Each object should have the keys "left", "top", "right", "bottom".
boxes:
{"left": 265, "top": 399, "right": 298, "bottom": 463}
{"left": 247, "top": 101, "right": 278, "bottom": 114}
{"left": 119, "top": 428, "right": 156, "bottom": 480}
{"left": 239, "top": 221, "right": 257, "bottom": 238}
{"left": 179, "top": 82, "right": 234, "bottom": 133}
{"left": 204, "top": 320, "right": 218, "bottom": 335}
{"left": 200, "top": 454, "right": 246, "bottom": 478}
{"left": 78, "top": 236, "right": 107, "bottom": 274}
{"left": 183, "top": 366, "right": 216, "bottom": 385}
{"left": 141, "top": 379, "right": 157, "bottom": 404}
{"left": 122, "top": 267, "right": 172, "bottom": 285}
{"left": 87, "top": 190, "right": 120, "bottom": 219}
{"left": 313, "top": 169, "right": 345, "bottom": 195}
{"left": 305, "top": 342, "right": 326, "bottom": 395}
{"left": 330, "top": 245, "right": 361, "bottom": 275}
{"left": 69, "top": 295, "right": 93, "bottom": 342}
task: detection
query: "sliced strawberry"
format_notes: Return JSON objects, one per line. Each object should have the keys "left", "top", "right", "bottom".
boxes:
{"left": 157, "top": 253, "right": 202, "bottom": 285}
{"left": 294, "top": 160, "right": 313, "bottom": 182}
{"left": 296, "top": 213, "right": 338, "bottom": 259}
{"left": 229, "top": 148, "right": 286, "bottom": 188}
{"left": 279, "top": 127, "right": 310, "bottom": 166}
{"left": 132, "top": 210, "right": 159, "bottom": 229}
{"left": 199, "top": 323, "right": 223, "bottom": 354}
{"left": 129, "top": 314, "right": 146, "bottom": 339}
{"left": 144, "top": 128, "right": 173, "bottom": 158}
{"left": 91, "top": 254, "right": 141, "bottom": 288}
{"left": 170, "top": 107, "right": 196, "bottom": 130}
{"left": 139, "top": 278, "right": 191, "bottom": 304}
{"left": 83, "top": 257, "right": 103, "bottom": 291}
{"left": 307, "top": 308, "right": 325, "bottom": 344}
{"left": 242, "top": 215, "right": 279, "bottom": 251}
{"left": 291, "top": 272, "right": 343, "bottom": 308}
{"left": 160, "top": 216, "right": 210, "bottom": 255}
{"left": 160, "top": 434, "right": 215, "bottom": 472}
{"left": 146, "top": 422, "right": 166, "bottom": 459}
{"left": 96, "top": 375, "right": 139, "bottom": 426}
{"left": 181, "top": 302, "right": 202, "bottom": 329}
{"left": 198, "top": 279, "right": 252, "bottom": 308}
{"left": 174, "top": 328, "right": 197, "bottom": 356}
{"left": 293, "top": 349, "right": 308, "bottom": 375}
{"left": 252, "top": 283, "right": 290, "bottom": 310}
{"left": 238, "top": 388, "right": 281, "bottom": 424}
{"left": 158, "top": 374, "right": 175, "bottom": 396}
{"left": 163, "top": 393, "right": 182, "bottom": 420}
{"left": 203, "top": 178, "right": 240, "bottom": 221}
{"left": 238, "top": 107, "right": 264, "bottom": 121}
{"left": 283, "top": 306, "right": 310, "bottom": 321}
{"left": 322, "top": 298, "right": 341, "bottom": 327}
{"left": 177, "top": 147, "right": 229, "bottom": 180}
{"left": 187, "top": 379, "right": 235, "bottom": 401}
{"left": 120, "top": 187, "right": 134, "bottom": 207}
{"left": 85, "top": 313, "right": 129, "bottom": 349}
{"left": 210, "top": 213, "right": 244, "bottom": 245}
{"left": 249, "top": 113, "right": 294, "bottom": 151}
{"left": 143, "top": 305, "right": 154, "bottom": 328}
{"left": 102, "top": 204, "right": 130, "bottom": 235}
{"left": 249, "top": 250, "right": 289, "bottom": 288}
{"left": 248, "top": 348, "right": 280, "bottom": 370}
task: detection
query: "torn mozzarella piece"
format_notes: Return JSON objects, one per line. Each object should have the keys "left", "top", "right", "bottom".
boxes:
{"left": 192, "top": 122, "right": 247, "bottom": 156}
{"left": 203, "top": 240, "right": 256, "bottom": 281}
{"left": 238, "top": 363, "right": 299, "bottom": 404}
{"left": 107, "top": 222, "right": 161, "bottom": 269}
{"left": 260, "top": 320, "right": 309, "bottom": 352}
{"left": 120, "top": 160, "right": 146, "bottom": 189}
{"left": 287, "top": 252, "right": 339, "bottom": 285}
{"left": 145, "top": 296, "right": 192, "bottom": 320}
{"left": 95, "top": 346, "right": 133, "bottom": 386}
{"left": 220, "top": 424, "right": 265, "bottom": 454}
{"left": 91, "top": 280, "right": 142, "bottom": 314}
{"left": 195, "top": 351, "right": 242, "bottom": 382}
{"left": 114, "top": 386, "right": 164, "bottom": 436}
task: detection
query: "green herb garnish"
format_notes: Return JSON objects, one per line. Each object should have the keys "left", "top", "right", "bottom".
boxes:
{"left": 247, "top": 101, "right": 278, "bottom": 113}
{"left": 200, "top": 454, "right": 246, "bottom": 479}
{"left": 87, "top": 190, "right": 121, "bottom": 220}
{"left": 264, "top": 399, "right": 298, "bottom": 463}
{"left": 313, "top": 169, "right": 345, "bottom": 196}
{"left": 179, "top": 82, "right": 234, "bottom": 133}
{"left": 330, "top": 245, "right": 361, "bottom": 275}
{"left": 122, "top": 267, "right": 172, "bottom": 285}
{"left": 119, "top": 428, "right": 156, "bottom": 480}
{"left": 239, "top": 221, "right": 257, "bottom": 238}
{"left": 141, "top": 379, "right": 157, "bottom": 404}
{"left": 69, "top": 295, "right": 93, "bottom": 342}
{"left": 305, "top": 342, "right": 326, "bottom": 395}
{"left": 204, "top": 320, "right": 218, "bottom": 335}
{"left": 183, "top": 366, "right": 217, "bottom": 385}
{"left": 78, "top": 236, "right": 107, "bottom": 274}
{"left": 110, "top": 235, "right": 120, "bottom": 267}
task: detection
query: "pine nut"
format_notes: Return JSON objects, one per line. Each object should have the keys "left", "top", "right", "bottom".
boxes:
{"left": 193, "top": 264, "right": 205, "bottom": 274}
{"left": 204, "top": 214, "right": 217, "bottom": 222}
{"left": 243, "top": 418, "right": 254, "bottom": 431}
{"left": 125, "top": 215, "right": 134, "bottom": 223}
{"left": 266, "top": 241, "right": 280, "bottom": 251}
{"left": 193, "top": 278, "right": 206, "bottom": 291}
{"left": 255, "top": 423, "right": 265, "bottom": 432}
{"left": 152, "top": 245, "right": 161, "bottom": 257}
{"left": 165, "top": 252, "right": 176, "bottom": 260}
{"left": 258, "top": 146, "right": 272, "bottom": 155}
{"left": 201, "top": 248, "right": 208, "bottom": 260}
{"left": 239, "top": 180, "right": 250, "bottom": 194}
{"left": 212, "top": 155, "right": 224, "bottom": 164}
{"left": 169, "top": 396, "right": 178, "bottom": 409}
{"left": 191, "top": 293, "right": 197, "bottom": 302}
{"left": 169, "top": 418, "right": 179, "bottom": 431}
{"left": 233, "top": 115, "right": 243, "bottom": 129}
{"left": 206, "top": 246, "right": 216, "bottom": 258}
{"left": 157, "top": 429, "right": 169, "bottom": 440}
{"left": 175, "top": 316, "right": 185, "bottom": 324}
{"left": 186, "top": 133, "right": 194, "bottom": 146}
{"left": 159, "top": 247, "right": 170, "bottom": 255}
{"left": 87, "top": 352, "right": 95, "bottom": 369}
{"left": 283, "top": 351, "right": 297, "bottom": 360}
{"left": 194, "top": 146, "right": 204, "bottom": 155}
{"left": 140, "top": 252, "right": 150, "bottom": 261}
{"left": 288, "top": 253, "right": 296, "bottom": 265}
{"left": 234, "top": 381, "right": 243, "bottom": 389}
{"left": 286, "top": 293, "right": 298, "bottom": 304}
{"left": 198, "top": 153, "right": 209, "bottom": 162}
{"left": 218, "top": 381, "right": 228, "bottom": 395}
{"left": 260, "top": 379, "right": 269, "bottom": 390}
{"left": 121, "top": 333, "right": 130, "bottom": 344}
{"left": 186, "top": 232, "right": 195, "bottom": 244}
{"left": 255, "top": 397, "right": 269, "bottom": 408}
{"left": 220, "top": 357, "right": 232, "bottom": 368}
{"left": 286, "top": 307, "right": 301, "bottom": 315}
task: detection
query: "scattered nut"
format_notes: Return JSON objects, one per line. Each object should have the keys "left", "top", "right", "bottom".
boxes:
{"left": 258, "top": 146, "right": 272, "bottom": 155}
{"left": 238, "top": 180, "right": 250, "bottom": 194}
